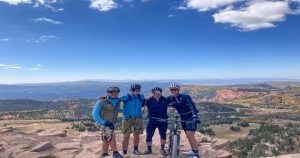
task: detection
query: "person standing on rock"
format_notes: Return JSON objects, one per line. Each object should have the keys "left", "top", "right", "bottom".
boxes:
{"left": 168, "top": 83, "right": 201, "bottom": 158}
{"left": 143, "top": 87, "right": 169, "bottom": 157}
{"left": 120, "top": 83, "right": 145, "bottom": 155}
{"left": 92, "top": 86, "right": 124, "bottom": 158}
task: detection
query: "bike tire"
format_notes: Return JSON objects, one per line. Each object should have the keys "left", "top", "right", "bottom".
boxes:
{"left": 171, "top": 135, "right": 179, "bottom": 158}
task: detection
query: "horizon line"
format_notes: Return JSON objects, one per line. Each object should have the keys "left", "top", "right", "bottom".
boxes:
{"left": 1, "top": 77, "right": 300, "bottom": 85}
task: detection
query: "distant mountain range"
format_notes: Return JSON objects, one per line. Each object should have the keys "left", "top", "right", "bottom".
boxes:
{"left": 0, "top": 79, "right": 299, "bottom": 100}
{"left": 0, "top": 81, "right": 170, "bottom": 100}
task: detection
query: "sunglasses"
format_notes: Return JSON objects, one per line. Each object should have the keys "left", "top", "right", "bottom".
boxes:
{"left": 153, "top": 91, "right": 162, "bottom": 95}
{"left": 108, "top": 91, "right": 119, "bottom": 93}
{"left": 131, "top": 89, "right": 141, "bottom": 92}
{"left": 170, "top": 89, "right": 179, "bottom": 91}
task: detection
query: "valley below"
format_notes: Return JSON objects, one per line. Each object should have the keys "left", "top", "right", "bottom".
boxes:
{"left": 1, "top": 81, "right": 300, "bottom": 158}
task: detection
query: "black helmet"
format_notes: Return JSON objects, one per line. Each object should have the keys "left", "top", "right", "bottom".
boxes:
{"left": 152, "top": 87, "right": 162, "bottom": 93}
{"left": 107, "top": 86, "right": 120, "bottom": 93}
{"left": 130, "top": 83, "right": 141, "bottom": 91}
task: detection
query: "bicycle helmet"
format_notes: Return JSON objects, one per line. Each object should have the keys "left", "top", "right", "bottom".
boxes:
{"left": 107, "top": 86, "right": 120, "bottom": 93}
{"left": 168, "top": 83, "right": 180, "bottom": 89}
{"left": 130, "top": 83, "right": 141, "bottom": 91}
{"left": 152, "top": 87, "right": 162, "bottom": 93}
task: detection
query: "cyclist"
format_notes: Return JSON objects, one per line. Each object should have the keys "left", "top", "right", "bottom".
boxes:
{"left": 143, "top": 87, "right": 169, "bottom": 156}
{"left": 92, "top": 86, "right": 124, "bottom": 158}
{"left": 121, "top": 83, "right": 145, "bottom": 155}
{"left": 168, "top": 83, "right": 201, "bottom": 158}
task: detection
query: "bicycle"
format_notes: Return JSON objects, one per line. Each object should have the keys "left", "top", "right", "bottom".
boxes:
{"left": 151, "top": 108, "right": 197, "bottom": 158}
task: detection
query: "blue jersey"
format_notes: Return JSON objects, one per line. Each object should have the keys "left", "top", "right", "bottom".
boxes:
{"left": 121, "top": 94, "right": 145, "bottom": 119}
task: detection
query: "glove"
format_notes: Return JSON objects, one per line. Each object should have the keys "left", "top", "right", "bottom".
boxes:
{"left": 103, "top": 122, "right": 114, "bottom": 130}
{"left": 192, "top": 115, "right": 201, "bottom": 124}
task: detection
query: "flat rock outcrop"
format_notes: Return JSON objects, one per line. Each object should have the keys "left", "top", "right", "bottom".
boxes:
{"left": 30, "top": 141, "right": 53, "bottom": 152}
{"left": 0, "top": 127, "right": 236, "bottom": 158}
{"left": 37, "top": 128, "right": 67, "bottom": 137}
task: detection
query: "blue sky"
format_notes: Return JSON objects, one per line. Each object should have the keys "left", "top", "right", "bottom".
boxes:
{"left": 0, "top": 0, "right": 300, "bottom": 84}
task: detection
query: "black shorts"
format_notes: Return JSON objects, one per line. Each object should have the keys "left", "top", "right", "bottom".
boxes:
{"left": 181, "top": 118, "right": 198, "bottom": 132}
{"left": 146, "top": 118, "right": 168, "bottom": 142}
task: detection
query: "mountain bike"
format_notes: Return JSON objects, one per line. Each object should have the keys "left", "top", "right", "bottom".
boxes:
{"left": 151, "top": 109, "right": 196, "bottom": 158}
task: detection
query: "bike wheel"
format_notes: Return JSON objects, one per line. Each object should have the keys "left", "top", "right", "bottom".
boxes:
{"left": 171, "top": 135, "right": 179, "bottom": 158}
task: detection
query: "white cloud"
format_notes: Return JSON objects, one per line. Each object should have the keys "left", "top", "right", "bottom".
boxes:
{"left": 0, "top": 64, "right": 43, "bottom": 71}
{"left": 0, "top": 0, "right": 63, "bottom": 12}
{"left": 213, "top": 1, "right": 296, "bottom": 31}
{"left": 123, "top": 0, "right": 133, "bottom": 2}
{"left": 181, "top": 0, "right": 240, "bottom": 12}
{"left": 0, "top": 64, "right": 23, "bottom": 69}
{"left": 168, "top": 14, "right": 176, "bottom": 18}
{"left": 33, "top": 17, "right": 63, "bottom": 24}
{"left": 0, "top": 0, "right": 31, "bottom": 5}
{"left": 180, "top": 0, "right": 300, "bottom": 31}
{"left": 0, "top": 38, "right": 10, "bottom": 42}
{"left": 90, "top": 0, "right": 118, "bottom": 12}
{"left": 27, "top": 35, "right": 58, "bottom": 43}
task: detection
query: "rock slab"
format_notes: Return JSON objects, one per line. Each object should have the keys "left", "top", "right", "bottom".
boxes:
{"left": 30, "top": 141, "right": 53, "bottom": 152}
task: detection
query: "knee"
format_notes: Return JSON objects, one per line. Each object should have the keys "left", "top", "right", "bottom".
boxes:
{"left": 186, "top": 132, "right": 194, "bottom": 139}
{"left": 124, "top": 134, "right": 130, "bottom": 138}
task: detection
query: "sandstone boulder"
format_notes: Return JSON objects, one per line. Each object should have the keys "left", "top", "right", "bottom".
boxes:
{"left": 37, "top": 128, "right": 67, "bottom": 137}
{"left": 0, "top": 126, "right": 12, "bottom": 133}
{"left": 25, "top": 129, "right": 44, "bottom": 134}
{"left": 203, "top": 148, "right": 218, "bottom": 158}
{"left": 2, "top": 144, "right": 31, "bottom": 158}
{"left": 195, "top": 131, "right": 211, "bottom": 143}
{"left": 14, "top": 151, "right": 53, "bottom": 158}
{"left": 55, "top": 142, "right": 81, "bottom": 150}
{"left": 212, "top": 138, "right": 230, "bottom": 150}
{"left": 30, "top": 141, "right": 52, "bottom": 152}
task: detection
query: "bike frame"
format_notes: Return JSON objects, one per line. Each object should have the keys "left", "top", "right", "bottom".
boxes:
{"left": 168, "top": 111, "right": 181, "bottom": 156}
{"left": 151, "top": 108, "right": 195, "bottom": 158}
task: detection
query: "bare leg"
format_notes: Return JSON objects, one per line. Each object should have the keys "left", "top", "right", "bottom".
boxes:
{"left": 160, "top": 139, "right": 166, "bottom": 146}
{"left": 122, "top": 134, "right": 130, "bottom": 151}
{"left": 185, "top": 131, "right": 198, "bottom": 150}
{"left": 109, "top": 134, "right": 117, "bottom": 152}
{"left": 133, "top": 132, "right": 140, "bottom": 147}
{"left": 102, "top": 140, "right": 110, "bottom": 154}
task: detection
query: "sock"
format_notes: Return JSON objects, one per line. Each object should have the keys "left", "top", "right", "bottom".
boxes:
{"left": 134, "top": 146, "right": 138, "bottom": 151}
{"left": 113, "top": 151, "right": 119, "bottom": 154}
{"left": 192, "top": 150, "right": 199, "bottom": 154}
{"left": 123, "top": 150, "right": 127, "bottom": 154}
{"left": 147, "top": 146, "right": 152, "bottom": 151}
{"left": 102, "top": 153, "right": 109, "bottom": 157}
{"left": 161, "top": 145, "right": 165, "bottom": 150}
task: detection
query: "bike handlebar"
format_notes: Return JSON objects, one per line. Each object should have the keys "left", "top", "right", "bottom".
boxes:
{"left": 150, "top": 117, "right": 195, "bottom": 124}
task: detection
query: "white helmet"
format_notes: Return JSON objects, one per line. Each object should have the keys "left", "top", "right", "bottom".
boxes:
{"left": 168, "top": 83, "right": 180, "bottom": 89}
